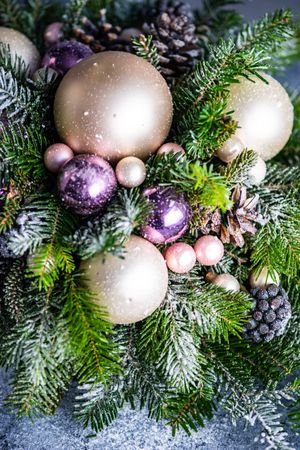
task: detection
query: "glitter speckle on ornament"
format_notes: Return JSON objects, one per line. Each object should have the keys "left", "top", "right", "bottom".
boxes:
{"left": 54, "top": 51, "right": 173, "bottom": 162}
{"left": 80, "top": 235, "right": 168, "bottom": 324}
{"left": 141, "top": 187, "right": 190, "bottom": 244}
{"left": 57, "top": 154, "right": 117, "bottom": 215}
{"left": 228, "top": 74, "right": 294, "bottom": 161}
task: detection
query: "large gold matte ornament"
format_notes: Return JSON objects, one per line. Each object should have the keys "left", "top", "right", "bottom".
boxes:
{"left": 54, "top": 51, "right": 173, "bottom": 162}
{"left": 227, "top": 74, "right": 294, "bottom": 161}
{"left": 0, "top": 27, "right": 40, "bottom": 75}
{"left": 80, "top": 235, "right": 169, "bottom": 324}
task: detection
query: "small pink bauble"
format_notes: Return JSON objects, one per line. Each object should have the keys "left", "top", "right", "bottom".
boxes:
{"left": 165, "top": 243, "right": 196, "bottom": 274}
{"left": 157, "top": 142, "right": 185, "bottom": 156}
{"left": 44, "top": 143, "right": 74, "bottom": 173}
{"left": 44, "top": 22, "right": 63, "bottom": 46}
{"left": 194, "top": 235, "right": 224, "bottom": 266}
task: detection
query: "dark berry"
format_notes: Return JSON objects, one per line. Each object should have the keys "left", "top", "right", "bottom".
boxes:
{"left": 253, "top": 311, "right": 263, "bottom": 321}
{"left": 257, "top": 289, "right": 269, "bottom": 300}
{"left": 264, "top": 331, "right": 275, "bottom": 342}
{"left": 277, "top": 308, "right": 290, "bottom": 320}
{"left": 270, "top": 297, "right": 282, "bottom": 310}
{"left": 246, "top": 319, "right": 257, "bottom": 330}
{"left": 250, "top": 288, "right": 259, "bottom": 296}
{"left": 270, "top": 320, "right": 282, "bottom": 331}
{"left": 258, "top": 324, "right": 269, "bottom": 335}
{"left": 264, "top": 310, "right": 276, "bottom": 323}
{"left": 251, "top": 331, "right": 262, "bottom": 343}
{"left": 267, "top": 284, "right": 279, "bottom": 298}
{"left": 258, "top": 300, "right": 269, "bottom": 312}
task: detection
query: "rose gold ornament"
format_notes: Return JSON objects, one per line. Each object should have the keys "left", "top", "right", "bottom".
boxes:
{"left": 44, "top": 143, "right": 74, "bottom": 173}
{"left": 216, "top": 135, "right": 244, "bottom": 163}
{"left": 248, "top": 155, "right": 267, "bottom": 185}
{"left": 116, "top": 156, "right": 146, "bottom": 188}
{"left": 54, "top": 51, "right": 173, "bottom": 163}
{"left": 157, "top": 142, "right": 185, "bottom": 156}
{"left": 44, "top": 22, "right": 63, "bottom": 46}
{"left": 228, "top": 74, "right": 294, "bottom": 161}
{"left": 211, "top": 273, "right": 240, "bottom": 292}
{"left": 165, "top": 243, "right": 196, "bottom": 274}
{"left": 80, "top": 235, "right": 169, "bottom": 324}
{"left": 194, "top": 235, "right": 224, "bottom": 266}
{"left": 0, "top": 27, "right": 40, "bottom": 75}
{"left": 249, "top": 267, "right": 280, "bottom": 289}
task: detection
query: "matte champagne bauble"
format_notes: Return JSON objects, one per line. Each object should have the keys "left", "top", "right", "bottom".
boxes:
{"left": 194, "top": 235, "right": 224, "bottom": 266}
{"left": 157, "top": 142, "right": 185, "bottom": 156}
{"left": 80, "top": 235, "right": 168, "bottom": 324}
{"left": 0, "top": 27, "right": 40, "bottom": 75}
{"left": 249, "top": 267, "right": 280, "bottom": 289}
{"left": 216, "top": 135, "right": 244, "bottom": 163}
{"left": 248, "top": 155, "right": 267, "bottom": 185}
{"left": 211, "top": 273, "right": 240, "bottom": 292}
{"left": 115, "top": 156, "right": 146, "bottom": 188}
{"left": 165, "top": 243, "right": 196, "bottom": 274}
{"left": 54, "top": 51, "right": 173, "bottom": 162}
{"left": 228, "top": 74, "right": 294, "bottom": 161}
{"left": 44, "top": 143, "right": 74, "bottom": 173}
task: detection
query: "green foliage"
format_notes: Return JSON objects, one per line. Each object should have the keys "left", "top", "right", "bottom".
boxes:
{"left": 71, "top": 189, "right": 149, "bottom": 259}
{"left": 63, "top": 0, "right": 88, "bottom": 34}
{"left": 9, "top": 195, "right": 77, "bottom": 290}
{"left": 62, "top": 274, "right": 121, "bottom": 383}
{"left": 221, "top": 149, "right": 258, "bottom": 186}
{"left": 132, "top": 34, "right": 160, "bottom": 70}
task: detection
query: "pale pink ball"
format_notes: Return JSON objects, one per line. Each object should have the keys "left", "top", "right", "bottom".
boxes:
{"left": 194, "top": 236, "right": 224, "bottom": 266}
{"left": 165, "top": 243, "right": 196, "bottom": 274}
{"left": 157, "top": 142, "right": 185, "bottom": 156}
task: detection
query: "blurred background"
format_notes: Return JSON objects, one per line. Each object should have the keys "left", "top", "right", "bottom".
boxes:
{"left": 0, "top": 1, "right": 299, "bottom": 450}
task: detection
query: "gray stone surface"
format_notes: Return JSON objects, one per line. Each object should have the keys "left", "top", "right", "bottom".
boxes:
{"left": 1, "top": 1, "right": 300, "bottom": 449}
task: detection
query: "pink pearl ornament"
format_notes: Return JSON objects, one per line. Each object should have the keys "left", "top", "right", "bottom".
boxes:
{"left": 44, "top": 143, "right": 74, "bottom": 173}
{"left": 157, "top": 142, "right": 185, "bottom": 156}
{"left": 165, "top": 243, "right": 196, "bottom": 274}
{"left": 194, "top": 235, "right": 224, "bottom": 266}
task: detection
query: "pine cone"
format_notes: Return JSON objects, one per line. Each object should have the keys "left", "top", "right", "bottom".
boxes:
{"left": 200, "top": 186, "right": 264, "bottom": 248}
{"left": 72, "top": 9, "right": 135, "bottom": 53}
{"left": 244, "top": 284, "right": 292, "bottom": 343}
{"left": 142, "top": 0, "right": 203, "bottom": 82}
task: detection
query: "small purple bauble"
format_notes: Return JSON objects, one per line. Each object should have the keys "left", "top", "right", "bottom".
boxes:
{"left": 57, "top": 155, "right": 117, "bottom": 216}
{"left": 141, "top": 187, "right": 190, "bottom": 244}
{"left": 42, "top": 41, "right": 93, "bottom": 75}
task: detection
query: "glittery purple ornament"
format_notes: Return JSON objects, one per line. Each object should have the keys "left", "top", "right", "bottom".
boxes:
{"left": 42, "top": 41, "right": 93, "bottom": 75}
{"left": 57, "top": 155, "right": 117, "bottom": 216}
{"left": 141, "top": 187, "right": 190, "bottom": 244}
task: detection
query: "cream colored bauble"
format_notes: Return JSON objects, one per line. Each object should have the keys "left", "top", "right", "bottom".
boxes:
{"left": 80, "top": 235, "right": 169, "bottom": 324}
{"left": 212, "top": 273, "right": 240, "bottom": 292}
{"left": 0, "top": 27, "right": 40, "bottom": 75}
{"left": 54, "top": 51, "right": 173, "bottom": 163}
{"left": 248, "top": 155, "right": 267, "bottom": 185}
{"left": 249, "top": 267, "right": 280, "bottom": 289}
{"left": 228, "top": 74, "right": 294, "bottom": 161}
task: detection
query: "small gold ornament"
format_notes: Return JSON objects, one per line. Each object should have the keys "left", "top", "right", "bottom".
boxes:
{"left": 216, "top": 135, "right": 244, "bottom": 163}
{"left": 80, "top": 235, "right": 169, "bottom": 324}
{"left": 115, "top": 156, "right": 146, "bottom": 188}
{"left": 228, "top": 74, "right": 294, "bottom": 161}
{"left": 0, "top": 27, "right": 40, "bottom": 75}
{"left": 54, "top": 51, "right": 173, "bottom": 163}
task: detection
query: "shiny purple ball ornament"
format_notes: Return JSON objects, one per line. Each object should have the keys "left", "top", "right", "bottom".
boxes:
{"left": 57, "top": 155, "right": 117, "bottom": 216}
{"left": 42, "top": 41, "right": 93, "bottom": 75}
{"left": 141, "top": 187, "right": 191, "bottom": 244}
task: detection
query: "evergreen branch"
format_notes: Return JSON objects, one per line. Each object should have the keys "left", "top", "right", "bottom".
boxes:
{"left": 70, "top": 189, "right": 149, "bottom": 259}
{"left": 0, "top": 0, "right": 24, "bottom": 31}
{"left": 0, "top": 43, "right": 29, "bottom": 82}
{"left": 3, "top": 259, "right": 25, "bottom": 323}
{"left": 0, "top": 67, "right": 33, "bottom": 123}
{"left": 222, "top": 149, "right": 258, "bottom": 186}
{"left": 235, "top": 9, "right": 294, "bottom": 54}
{"left": 132, "top": 34, "right": 161, "bottom": 70}
{"left": 62, "top": 273, "right": 121, "bottom": 384}
{"left": 63, "top": 0, "right": 88, "bottom": 33}
{"left": 1, "top": 286, "right": 73, "bottom": 417}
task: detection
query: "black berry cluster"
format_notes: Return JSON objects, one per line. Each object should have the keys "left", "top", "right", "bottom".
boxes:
{"left": 244, "top": 284, "right": 291, "bottom": 343}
